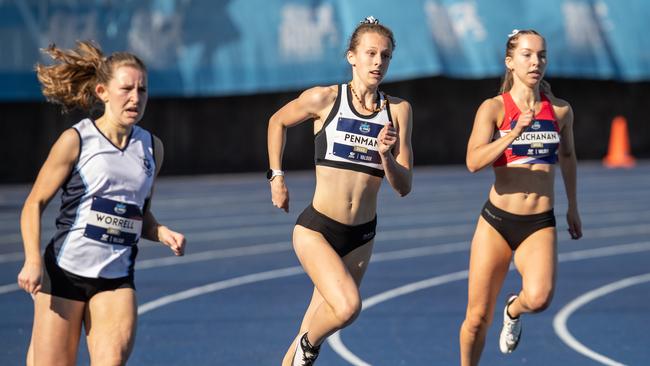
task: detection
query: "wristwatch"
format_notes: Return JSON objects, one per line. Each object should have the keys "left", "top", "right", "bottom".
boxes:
{"left": 266, "top": 169, "right": 284, "bottom": 181}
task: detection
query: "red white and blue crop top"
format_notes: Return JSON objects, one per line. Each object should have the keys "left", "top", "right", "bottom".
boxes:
{"left": 493, "top": 92, "right": 560, "bottom": 167}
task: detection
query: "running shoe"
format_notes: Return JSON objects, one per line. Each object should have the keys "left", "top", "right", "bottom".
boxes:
{"left": 499, "top": 294, "right": 522, "bottom": 354}
{"left": 293, "top": 332, "right": 320, "bottom": 366}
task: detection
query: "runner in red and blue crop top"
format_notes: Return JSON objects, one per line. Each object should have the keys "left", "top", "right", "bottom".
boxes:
{"left": 493, "top": 91, "right": 560, "bottom": 167}
{"left": 460, "top": 30, "right": 582, "bottom": 366}
{"left": 267, "top": 17, "right": 413, "bottom": 366}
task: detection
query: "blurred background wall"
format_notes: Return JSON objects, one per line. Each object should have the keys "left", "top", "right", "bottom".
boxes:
{"left": 1, "top": 0, "right": 648, "bottom": 183}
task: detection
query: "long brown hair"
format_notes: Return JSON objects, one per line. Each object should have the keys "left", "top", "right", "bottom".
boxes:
{"left": 499, "top": 29, "right": 550, "bottom": 94}
{"left": 35, "top": 40, "right": 146, "bottom": 112}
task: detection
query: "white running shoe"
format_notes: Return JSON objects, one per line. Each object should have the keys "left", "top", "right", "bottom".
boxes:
{"left": 499, "top": 294, "right": 522, "bottom": 354}
{"left": 292, "top": 332, "right": 320, "bottom": 366}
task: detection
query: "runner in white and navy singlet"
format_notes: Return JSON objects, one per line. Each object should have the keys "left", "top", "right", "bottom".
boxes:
{"left": 18, "top": 41, "right": 185, "bottom": 366}
{"left": 49, "top": 118, "right": 155, "bottom": 279}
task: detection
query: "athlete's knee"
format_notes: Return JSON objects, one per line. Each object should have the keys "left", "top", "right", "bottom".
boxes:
{"left": 90, "top": 350, "right": 130, "bottom": 366}
{"left": 522, "top": 287, "right": 554, "bottom": 313}
{"left": 331, "top": 294, "right": 361, "bottom": 327}
{"left": 32, "top": 353, "right": 74, "bottom": 366}
{"left": 32, "top": 337, "right": 77, "bottom": 366}
{"left": 463, "top": 306, "right": 492, "bottom": 334}
{"left": 89, "top": 340, "right": 133, "bottom": 366}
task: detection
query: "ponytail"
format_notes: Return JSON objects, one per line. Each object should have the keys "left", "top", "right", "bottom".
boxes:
{"left": 35, "top": 40, "right": 146, "bottom": 112}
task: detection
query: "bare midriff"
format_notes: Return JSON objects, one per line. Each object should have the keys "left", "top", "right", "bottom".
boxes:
{"left": 312, "top": 165, "right": 382, "bottom": 225}
{"left": 489, "top": 164, "right": 555, "bottom": 215}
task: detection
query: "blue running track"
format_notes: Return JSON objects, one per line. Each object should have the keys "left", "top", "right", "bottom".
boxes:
{"left": 1, "top": 162, "right": 649, "bottom": 365}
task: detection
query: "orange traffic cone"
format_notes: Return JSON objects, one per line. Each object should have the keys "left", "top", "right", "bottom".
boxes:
{"left": 603, "top": 116, "right": 636, "bottom": 168}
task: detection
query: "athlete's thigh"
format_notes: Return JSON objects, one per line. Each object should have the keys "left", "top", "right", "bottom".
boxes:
{"left": 466, "top": 217, "right": 513, "bottom": 314}
{"left": 32, "top": 292, "right": 85, "bottom": 366}
{"left": 300, "top": 238, "right": 373, "bottom": 311}
{"left": 293, "top": 225, "right": 359, "bottom": 304}
{"left": 342, "top": 240, "right": 374, "bottom": 285}
{"left": 513, "top": 227, "right": 557, "bottom": 292}
{"left": 85, "top": 288, "right": 137, "bottom": 362}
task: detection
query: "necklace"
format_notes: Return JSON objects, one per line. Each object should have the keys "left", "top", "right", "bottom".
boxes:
{"left": 348, "top": 82, "right": 386, "bottom": 113}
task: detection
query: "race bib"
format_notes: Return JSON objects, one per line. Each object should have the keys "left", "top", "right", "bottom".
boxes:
{"left": 510, "top": 119, "right": 560, "bottom": 159}
{"left": 332, "top": 117, "right": 383, "bottom": 164}
{"left": 83, "top": 196, "right": 143, "bottom": 246}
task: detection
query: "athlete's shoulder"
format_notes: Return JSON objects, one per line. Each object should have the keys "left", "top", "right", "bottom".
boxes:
{"left": 58, "top": 127, "right": 82, "bottom": 147}
{"left": 545, "top": 93, "right": 571, "bottom": 108}
{"left": 386, "top": 94, "right": 409, "bottom": 106}
{"left": 545, "top": 93, "right": 572, "bottom": 120}
{"left": 70, "top": 117, "right": 92, "bottom": 131}
{"left": 301, "top": 84, "right": 338, "bottom": 106}
{"left": 133, "top": 123, "right": 151, "bottom": 134}
{"left": 472, "top": 95, "right": 505, "bottom": 129}
{"left": 386, "top": 95, "right": 412, "bottom": 115}
{"left": 479, "top": 95, "right": 505, "bottom": 114}
{"left": 48, "top": 127, "right": 82, "bottom": 165}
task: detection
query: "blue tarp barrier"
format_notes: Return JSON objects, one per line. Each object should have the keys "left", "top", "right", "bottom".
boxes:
{"left": 1, "top": 0, "right": 648, "bottom": 100}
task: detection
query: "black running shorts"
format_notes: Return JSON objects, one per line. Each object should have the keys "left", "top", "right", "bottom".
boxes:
{"left": 296, "top": 204, "right": 377, "bottom": 257}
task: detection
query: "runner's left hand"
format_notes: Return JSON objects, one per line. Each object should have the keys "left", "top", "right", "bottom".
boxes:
{"left": 158, "top": 226, "right": 186, "bottom": 255}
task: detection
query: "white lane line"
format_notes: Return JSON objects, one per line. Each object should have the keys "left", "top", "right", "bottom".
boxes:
{"left": 0, "top": 222, "right": 476, "bottom": 264}
{"left": 3, "top": 221, "right": 650, "bottom": 299}
{"left": 0, "top": 208, "right": 472, "bottom": 246}
{"left": 4, "top": 213, "right": 650, "bottom": 263}
{"left": 136, "top": 242, "right": 290, "bottom": 269}
{"left": 4, "top": 214, "right": 647, "bottom": 265}
{"left": 329, "top": 241, "right": 650, "bottom": 366}
{"left": 0, "top": 241, "right": 290, "bottom": 296}
{"left": 0, "top": 237, "right": 469, "bottom": 298}
{"left": 371, "top": 241, "right": 468, "bottom": 262}
{"left": 138, "top": 267, "right": 304, "bottom": 315}
{"left": 0, "top": 252, "right": 23, "bottom": 263}
{"left": 136, "top": 242, "right": 469, "bottom": 315}
{"left": 327, "top": 337, "right": 372, "bottom": 366}
{"left": 2, "top": 196, "right": 649, "bottom": 245}
{"left": 0, "top": 283, "right": 20, "bottom": 295}
{"left": 0, "top": 242, "right": 472, "bottom": 297}
{"left": 134, "top": 241, "right": 650, "bottom": 357}
{"left": 327, "top": 270, "right": 471, "bottom": 366}
{"left": 553, "top": 273, "right": 650, "bottom": 366}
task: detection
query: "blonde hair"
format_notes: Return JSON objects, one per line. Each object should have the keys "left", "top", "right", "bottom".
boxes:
{"left": 499, "top": 29, "right": 550, "bottom": 94}
{"left": 35, "top": 40, "right": 146, "bottom": 112}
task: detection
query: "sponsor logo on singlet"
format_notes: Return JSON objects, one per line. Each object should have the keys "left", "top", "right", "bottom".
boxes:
{"left": 359, "top": 122, "right": 371, "bottom": 134}
{"left": 142, "top": 156, "right": 153, "bottom": 177}
{"left": 114, "top": 203, "right": 127, "bottom": 215}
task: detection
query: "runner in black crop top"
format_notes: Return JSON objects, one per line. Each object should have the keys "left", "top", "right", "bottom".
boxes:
{"left": 266, "top": 17, "right": 413, "bottom": 366}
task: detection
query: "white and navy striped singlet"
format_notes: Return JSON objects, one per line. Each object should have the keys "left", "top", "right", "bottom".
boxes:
{"left": 48, "top": 118, "right": 155, "bottom": 279}
{"left": 315, "top": 84, "right": 392, "bottom": 177}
